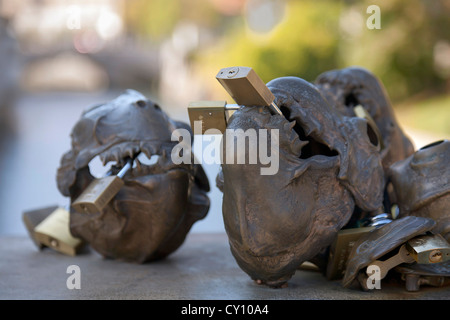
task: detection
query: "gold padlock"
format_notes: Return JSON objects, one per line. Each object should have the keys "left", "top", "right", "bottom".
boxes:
{"left": 326, "top": 226, "right": 375, "bottom": 280}
{"left": 72, "top": 158, "right": 133, "bottom": 214}
{"left": 326, "top": 213, "right": 392, "bottom": 280}
{"left": 406, "top": 233, "right": 450, "bottom": 264}
{"left": 216, "top": 66, "right": 283, "bottom": 115}
{"left": 188, "top": 101, "right": 240, "bottom": 134}
{"left": 34, "top": 206, "right": 84, "bottom": 256}
{"left": 22, "top": 205, "right": 58, "bottom": 249}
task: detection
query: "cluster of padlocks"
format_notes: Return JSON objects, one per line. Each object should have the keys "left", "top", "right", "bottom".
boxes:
{"left": 23, "top": 66, "right": 449, "bottom": 292}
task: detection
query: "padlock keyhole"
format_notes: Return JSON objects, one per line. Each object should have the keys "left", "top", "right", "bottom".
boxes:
{"left": 429, "top": 250, "right": 442, "bottom": 263}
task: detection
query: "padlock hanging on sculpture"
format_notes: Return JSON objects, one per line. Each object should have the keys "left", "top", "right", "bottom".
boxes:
{"left": 56, "top": 89, "right": 210, "bottom": 263}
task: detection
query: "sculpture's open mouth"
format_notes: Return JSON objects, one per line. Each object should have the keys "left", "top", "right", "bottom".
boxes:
{"left": 277, "top": 104, "right": 338, "bottom": 160}
{"left": 89, "top": 140, "right": 190, "bottom": 180}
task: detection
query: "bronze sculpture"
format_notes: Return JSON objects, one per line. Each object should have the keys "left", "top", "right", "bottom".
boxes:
{"left": 56, "top": 89, "right": 210, "bottom": 262}
{"left": 315, "top": 67, "right": 415, "bottom": 172}
{"left": 217, "top": 73, "right": 388, "bottom": 287}
{"left": 388, "top": 139, "right": 450, "bottom": 242}
{"left": 215, "top": 66, "right": 448, "bottom": 289}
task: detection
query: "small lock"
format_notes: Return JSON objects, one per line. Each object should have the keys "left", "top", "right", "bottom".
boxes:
{"left": 216, "top": 66, "right": 283, "bottom": 115}
{"left": 326, "top": 213, "right": 392, "bottom": 280}
{"left": 326, "top": 226, "right": 375, "bottom": 280}
{"left": 406, "top": 233, "right": 450, "bottom": 264}
{"left": 22, "top": 205, "right": 59, "bottom": 249}
{"left": 33, "top": 206, "right": 84, "bottom": 256}
{"left": 72, "top": 158, "right": 133, "bottom": 214}
{"left": 188, "top": 101, "right": 240, "bottom": 134}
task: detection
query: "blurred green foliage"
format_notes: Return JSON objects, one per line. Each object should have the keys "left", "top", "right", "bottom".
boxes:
{"left": 396, "top": 94, "right": 450, "bottom": 136}
{"left": 201, "top": 1, "right": 342, "bottom": 85}
{"left": 124, "top": 0, "right": 450, "bottom": 103}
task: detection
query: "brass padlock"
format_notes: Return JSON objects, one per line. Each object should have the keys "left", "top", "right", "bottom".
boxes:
{"left": 406, "top": 233, "right": 450, "bottom": 264}
{"left": 22, "top": 205, "right": 58, "bottom": 249}
{"left": 216, "top": 66, "right": 283, "bottom": 115}
{"left": 326, "top": 213, "right": 392, "bottom": 280}
{"left": 187, "top": 101, "right": 240, "bottom": 134}
{"left": 33, "top": 206, "right": 84, "bottom": 256}
{"left": 326, "top": 226, "right": 375, "bottom": 280}
{"left": 364, "top": 233, "right": 450, "bottom": 283}
{"left": 72, "top": 158, "right": 133, "bottom": 214}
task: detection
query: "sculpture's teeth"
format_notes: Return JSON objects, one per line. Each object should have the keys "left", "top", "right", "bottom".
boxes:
{"left": 133, "top": 158, "right": 144, "bottom": 175}
{"left": 99, "top": 147, "right": 120, "bottom": 165}
{"left": 140, "top": 142, "right": 158, "bottom": 160}
{"left": 121, "top": 143, "right": 140, "bottom": 160}
{"left": 292, "top": 140, "right": 309, "bottom": 156}
{"left": 289, "top": 121, "right": 296, "bottom": 131}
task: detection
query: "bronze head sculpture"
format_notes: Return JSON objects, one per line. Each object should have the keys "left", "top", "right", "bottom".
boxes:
{"left": 217, "top": 73, "right": 388, "bottom": 287}
{"left": 315, "top": 67, "right": 415, "bottom": 172}
{"left": 388, "top": 139, "right": 450, "bottom": 242}
{"left": 57, "top": 89, "right": 210, "bottom": 262}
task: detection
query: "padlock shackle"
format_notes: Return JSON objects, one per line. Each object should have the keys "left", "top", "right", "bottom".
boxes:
{"left": 117, "top": 158, "right": 134, "bottom": 179}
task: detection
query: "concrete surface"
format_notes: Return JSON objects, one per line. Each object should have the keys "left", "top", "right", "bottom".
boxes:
{"left": 1, "top": 233, "right": 449, "bottom": 300}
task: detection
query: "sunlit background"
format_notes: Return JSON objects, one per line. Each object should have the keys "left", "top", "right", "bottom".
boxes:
{"left": 0, "top": 0, "right": 448, "bottom": 236}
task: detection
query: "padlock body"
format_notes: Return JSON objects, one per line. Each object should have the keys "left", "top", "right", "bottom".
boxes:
{"left": 216, "top": 66, "right": 275, "bottom": 107}
{"left": 72, "top": 175, "right": 124, "bottom": 214}
{"left": 326, "top": 226, "right": 375, "bottom": 280}
{"left": 22, "top": 205, "right": 58, "bottom": 249}
{"left": 188, "top": 101, "right": 227, "bottom": 134}
{"left": 406, "top": 233, "right": 450, "bottom": 264}
{"left": 34, "top": 207, "right": 84, "bottom": 256}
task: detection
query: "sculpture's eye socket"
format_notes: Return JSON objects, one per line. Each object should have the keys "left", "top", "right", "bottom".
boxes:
{"left": 345, "top": 93, "right": 359, "bottom": 108}
{"left": 135, "top": 100, "right": 147, "bottom": 108}
{"left": 366, "top": 122, "right": 379, "bottom": 147}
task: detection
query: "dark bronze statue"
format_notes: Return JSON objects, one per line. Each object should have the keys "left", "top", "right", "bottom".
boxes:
{"left": 218, "top": 71, "right": 389, "bottom": 287}
{"left": 57, "top": 89, "right": 210, "bottom": 262}
{"left": 315, "top": 67, "right": 415, "bottom": 172}
{"left": 388, "top": 139, "right": 450, "bottom": 242}
{"left": 215, "top": 66, "right": 449, "bottom": 289}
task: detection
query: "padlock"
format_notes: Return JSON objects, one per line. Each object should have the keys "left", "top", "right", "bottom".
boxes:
{"left": 22, "top": 205, "right": 58, "bottom": 249}
{"left": 216, "top": 66, "right": 283, "bottom": 115}
{"left": 364, "top": 233, "right": 450, "bottom": 284}
{"left": 187, "top": 101, "right": 239, "bottom": 134}
{"left": 72, "top": 158, "right": 133, "bottom": 214}
{"left": 406, "top": 233, "right": 450, "bottom": 264}
{"left": 326, "top": 226, "right": 375, "bottom": 280}
{"left": 326, "top": 213, "right": 392, "bottom": 280}
{"left": 33, "top": 206, "right": 85, "bottom": 256}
